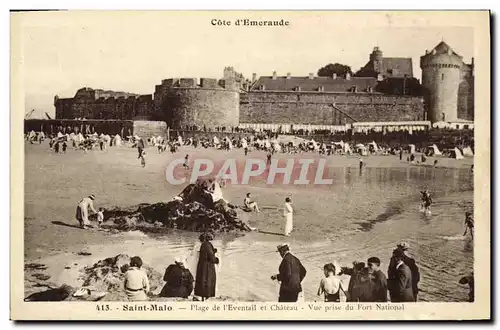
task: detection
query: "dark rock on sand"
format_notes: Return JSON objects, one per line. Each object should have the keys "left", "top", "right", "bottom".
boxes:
{"left": 103, "top": 181, "right": 252, "bottom": 233}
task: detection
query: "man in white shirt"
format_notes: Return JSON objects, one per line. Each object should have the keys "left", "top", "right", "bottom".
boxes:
{"left": 284, "top": 197, "right": 293, "bottom": 237}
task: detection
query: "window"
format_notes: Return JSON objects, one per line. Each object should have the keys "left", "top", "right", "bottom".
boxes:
{"left": 441, "top": 73, "right": 444, "bottom": 81}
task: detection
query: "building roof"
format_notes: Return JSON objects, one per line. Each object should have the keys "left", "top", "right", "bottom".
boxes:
{"left": 250, "top": 76, "right": 378, "bottom": 92}
{"left": 376, "top": 58, "right": 413, "bottom": 78}
{"left": 431, "top": 41, "right": 460, "bottom": 56}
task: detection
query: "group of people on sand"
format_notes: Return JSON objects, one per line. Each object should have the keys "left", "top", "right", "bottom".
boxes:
{"left": 314, "top": 242, "right": 422, "bottom": 303}
{"left": 122, "top": 232, "right": 219, "bottom": 302}
{"left": 120, "top": 238, "right": 423, "bottom": 303}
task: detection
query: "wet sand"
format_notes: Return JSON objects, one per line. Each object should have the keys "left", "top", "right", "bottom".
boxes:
{"left": 24, "top": 142, "right": 474, "bottom": 301}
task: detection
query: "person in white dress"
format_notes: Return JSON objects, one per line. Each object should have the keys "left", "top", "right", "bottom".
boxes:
{"left": 284, "top": 197, "right": 293, "bottom": 236}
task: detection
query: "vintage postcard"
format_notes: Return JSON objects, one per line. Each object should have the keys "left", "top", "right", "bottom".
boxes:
{"left": 11, "top": 10, "right": 490, "bottom": 320}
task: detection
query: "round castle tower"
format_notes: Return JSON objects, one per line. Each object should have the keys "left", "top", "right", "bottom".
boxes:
{"left": 153, "top": 77, "right": 239, "bottom": 129}
{"left": 420, "top": 41, "right": 463, "bottom": 122}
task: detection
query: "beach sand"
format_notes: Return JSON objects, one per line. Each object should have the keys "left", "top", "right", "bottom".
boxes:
{"left": 23, "top": 142, "right": 474, "bottom": 302}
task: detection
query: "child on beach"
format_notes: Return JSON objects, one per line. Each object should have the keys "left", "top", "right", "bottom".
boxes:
{"left": 140, "top": 150, "right": 146, "bottom": 167}
{"left": 97, "top": 208, "right": 104, "bottom": 227}
{"left": 317, "top": 263, "right": 346, "bottom": 302}
{"left": 183, "top": 154, "right": 190, "bottom": 169}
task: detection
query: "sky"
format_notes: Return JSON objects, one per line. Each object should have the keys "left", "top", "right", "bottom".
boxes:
{"left": 12, "top": 11, "right": 474, "bottom": 118}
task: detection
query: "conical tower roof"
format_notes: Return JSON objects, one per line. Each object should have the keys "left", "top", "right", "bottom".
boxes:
{"left": 431, "top": 41, "right": 460, "bottom": 56}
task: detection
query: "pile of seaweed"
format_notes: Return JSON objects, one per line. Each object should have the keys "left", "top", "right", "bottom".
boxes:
{"left": 99, "top": 180, "right": 252, "bottom": 233}
{"left": 24, "top": 255, "right": 233, "bottom": 302}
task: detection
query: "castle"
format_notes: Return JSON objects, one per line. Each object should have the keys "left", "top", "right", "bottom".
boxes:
{"left": 53, "top": 41, "right": 474, "bottom": 132}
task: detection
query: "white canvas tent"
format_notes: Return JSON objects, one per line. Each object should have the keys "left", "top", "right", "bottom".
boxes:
{"left": 462, "top": 146, "right": 474, "bottom": 157}
{"left": 112, "top": 134, "right": 122, "bottom": 147}
{"left": 431, "top": 144, "right": 442, "bottom": 156}
{"left": 451, "top": 147, "right": 464, "bottom": 159}
{"left": 276, "top": 135, "right": 308, "bottom": 146}
{"left": 368, "top": 141, "right": 379, "bottom": 152}
{"left": 343, "top": 143, "right": 352, "bottom": 154}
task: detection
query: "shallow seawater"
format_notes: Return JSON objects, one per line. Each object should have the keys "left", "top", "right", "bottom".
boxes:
{"left": 117, "top": 165, "right": 474, "bottom": 302}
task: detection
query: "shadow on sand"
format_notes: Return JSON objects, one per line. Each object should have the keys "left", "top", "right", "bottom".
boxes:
{"left": 51, "top": 221, "right": 83, "bottom": 230}
{"left": 257, "top": 230, "right": 285, "bottom": 237}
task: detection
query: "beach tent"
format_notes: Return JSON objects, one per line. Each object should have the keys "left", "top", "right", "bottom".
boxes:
{"left": 431, "top": 144, "right": 442, "bottom": 156}
{"left": 213, "top": 136, "right": 220, "bottom": 146}
{"left": 408, "top": 144, "right": 416, "bottom": 154}
{"left": 355, "top": 143, "right": 367, "bottom": 155}
{"left": 57, "top": 132, "right": 64, "bottom": 138}
{"left": 76, "top": 133, "right": 85, "bottom": 143}
{"left": 112, "top": 134, "right": 122, "bottom": 147}
{"left": 308, "top": 139, "right": 319, "bottom": 150}
{"left": 276, "top": 135, "right": 308, "bottom": 147}
{"left": 272, "top": 140, "right": 281, "bottom": 152}
{"left": 241, "top": 138, "right": 248, "bottom": 149}
{"left": 344, "top": 143, "right": 352, "bottom": 154}
{"left": 177, "top": 136, "right": 183, "bottom": 145}
{"left": 462, "top": 146, "right": 474, "bottom": 157}
{"left": 450, "top": 147, "right": 464, "bottom": 159}
{"left": 368, "top": 141, "right": 379, "bottom": 152}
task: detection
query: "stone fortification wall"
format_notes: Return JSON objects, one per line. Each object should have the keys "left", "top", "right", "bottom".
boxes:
{"left": 54, "top": 89, "right": 154, "bottom": 120}
{"left": 154, "top": 78, "right": 240, "bottom": 129}
{"left": 240, "top": 91, "right": 425, "bottom": 124}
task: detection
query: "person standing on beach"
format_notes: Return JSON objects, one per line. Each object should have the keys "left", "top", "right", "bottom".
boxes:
{"left": 388, "top": 243, "right": 420, "bottom": 301}
{"left": 123, "top": 256, "right": 150, "bottom": 301}
{"left": 283, "top": 197, "right": 293, "bottom": 237}
{"left": 75, "top": 194, "right": 97, "bottom": 229}
{"left": 463, "top": 212, "right": 474, "bottom": 238}
{"left": 140, "top": 150, "right": 146, "bottom": 168}
{"left": 317, "top": 263, "right": 346, "bottom": 302}
{"left": 194, "top": 232, "right": 219, "bottom": 301}
{"left": 136, "top": 135, "right": 145, "bottom": 159}
{"left": 367, "top": 257, "right": 388, "bottom": 302}
{"left": 183, "top": 154, "right": 190, "bottom": 169}
{"left": 387, "top": 249, "right": 414, "bottom": 302}
{"left": 271, "top": 244, "right": 307, "bottom": 302}
{"left": 267, "top": 152, "right": 272, "bottom": 166}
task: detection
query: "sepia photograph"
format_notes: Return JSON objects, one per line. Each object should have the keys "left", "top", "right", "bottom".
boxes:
{"left": 10, "top": 10, "right": 490, "bottom": 320}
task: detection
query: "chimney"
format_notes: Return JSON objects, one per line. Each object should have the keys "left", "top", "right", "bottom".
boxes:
{"left": 377, "top": 73, "right": 384, "bottom": 81}
{"left": 346, "top": 73, "right": 351, "bottom": 80}
{"left": 425, "top": 49, "right": 430, "bottom": 55}
{"left": 309, "top": 73, "right": 314, "bottom": 79}
{"left": 332, "top": 73, "right": 337, "bottom": 80}
{"left": 272, "top": 71, "right": 277, "bottom": 80}
{"left": 252, "top": 73, "right": 257, "bottom": 82}
{"left": 286, "top": 72, "right": 291, "bottom": 79}
{"left": 471, "top": 57, "right": 474, "bottom": 66}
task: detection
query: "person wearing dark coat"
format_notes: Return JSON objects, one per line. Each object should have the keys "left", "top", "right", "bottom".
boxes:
{"left": 271, "top": 244, "right": 307, "bottom": 302}
{"left": 136, "top": 136, "right": 145, "bottom": 159}
{"left": 160, "top": 257, "right": 194, "bottom": 299}
{"left": 194, "top": 232, "right": 219, "bottom": 301}
{"left": 388, "top": 249, "right": 414, "bottom": 302}
{"left": 396, "top": 242, "right": 420, "bottom": 301}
